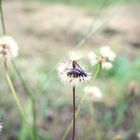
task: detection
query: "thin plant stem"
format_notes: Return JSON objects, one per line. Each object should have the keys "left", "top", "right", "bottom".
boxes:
{"left": 4, "top": 61, "right": 37, "bottom": 139}
{"left": 0, "top": 1, "right": 37, "bottom": 139}
{"left": 32, "top": 98, "right": 37, "bottom": 140}
{"left": 0, "top": 0, "right": 6, "bottom": 35}
{"left": 72, "top": 86, "right": 76, "bottom": 140}
{"left": 88, "top": 102, "right": 102, "bottom": 140}
{"left": 89, "top": 62, "right": 101, "bottom": 85}
{"left": 12, "top": 61, "right": 37, "bottom": 139}
{"left": 12, "top": 60, "right": 34, "bottom": 99}
{"left": 61, "top": 92, "right": 87, "bottom": 140}
{"left": 4, "top": 66, "right": 28, "bottom": 124}
{"left": 61, "top": 63, "right": 101, "bottom": 140}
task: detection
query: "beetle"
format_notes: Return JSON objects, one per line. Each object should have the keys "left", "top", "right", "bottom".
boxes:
{"left": 67, "top": 61, "right": 88, "bottom": 81}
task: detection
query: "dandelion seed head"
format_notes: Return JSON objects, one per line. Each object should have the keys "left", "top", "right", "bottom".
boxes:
{"left": 0, "top": 118, "right": 3, "bottom": 132}
{"left": 0, "top": 124, "right": 3, "bottom": 132}
{"left": 0, "top": 35, "right": 18, "bottom": 60}
{"left": 58, "top": 53, "right": 91, "bottom": 86}
{"left": 88, "top": 46, "right": 116, "bottom": 70}
{"left": 100, "top": 46, "right": 116, "bottom": 61}
{"left": 84, "top": 86, "right": 103, "bottom": 102}
{"left": 68, "top": 50, "right": 82, "bottom": 61}
{"left": 102, "top": 61, "right": 112, "bottom": 70}
{"left": 137, "top": 132, "right": 140, "bottom": 139}
{"left": 88, "top": 51, "right": 98, "bottom": 66}
{"left": 57, "top": 60, "right": 69, "bottom": 74}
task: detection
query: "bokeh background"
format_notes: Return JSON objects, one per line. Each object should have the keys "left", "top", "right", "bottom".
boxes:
{"left": 0, "top": 0, "right": 140, "bottom": 139}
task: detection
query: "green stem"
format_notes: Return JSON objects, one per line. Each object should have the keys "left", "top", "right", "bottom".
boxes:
{"left": 89, "top": 62, "right": 101, "bottom": 85}
{"left": 12, "top": 60, "right": 34, "bottom": 99}
{"left": 4, "top": 62, "right": 36, "bottom": 139}
{"left": 0, "top": 1, "right": 36, "bottom": 139}
{"left": 32, "top": 98, "right": 37, "bottom": 140}
{"left": 61, "top": 63, "right": 101, "bottom": 140}
{"left": 5, "top": 71, "right": 29, "bottom": 124}
{"left": 88, "top": 102, "right": 102, "bottom": 140}
{"left": 6, "top": 69, "right": 38, "bottom": 140}
{"left": 12, "top": 62, "right": 37, "bottom": 140}
{"left": 12, "top": 61, "right": 37, "bottom": 140}
{"left": 0, "top": 0, "right": 6, "bottom": 35}
{"left": 4, "top": 59, "right": 29, "bottom": 125}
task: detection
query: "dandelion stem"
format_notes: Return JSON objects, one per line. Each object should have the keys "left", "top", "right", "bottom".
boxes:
{"left": 12, "top": 61, "right": 37, "bottom": 140}
{"left": 0, "top": 0, "right": 6, "bottom": 35}
{"left": 72, "top": 86, "right": 76, "bottom": 140}
{"left": 88, "top": 102, "right": 102, "bottom": 140}
{"left": 12, "top": 60, "right": 34, "bottom": 100}
{"left": 61, "top": 63, "right": 101, "bottom": 140}
{"left": 3, "top": 60, "right": 30, "bottom": 126}
{"left": 32, "top": 98, "right": 37, "bottom": 140}
{"left": 5, "top": 69, "right": 28, "bottom": 124}
{"left": 0, "top": 1, "right": 36, "bottom": 139}
{"left": 4, "top": 62, "right": 38, "bottom": 140}
{"left": 89, "top": 62, "right": 101, "bottom": 85}
{"left": 5, "top": 62, "right": 37, "bottom": 139}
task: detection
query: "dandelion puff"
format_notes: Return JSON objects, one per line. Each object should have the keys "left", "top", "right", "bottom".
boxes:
{"left": 58, "top": 51, "right": 91, "bottom": 86}
{"left": 100, "top": 46, "right": 116, "bottom": 61}
{"left": 57, "top": 60, "right": 69, "bottom": 74}
{"left": 0, "top": 123, "right": 3, "bottom": 132}
{"left": 0, "top": 35, "right": 18, "bottom": 60}
{"left": 58, "top": 51, "right": 91, "bottom": 140}
{"left": 68, "top": 50, "right": 82, "bottom": 61}
{"left": 88, "top": 51, "right": 98, "bottom": 66}
{"left": 88, "top": 46, "right": 116, "bottom": 70}
{"left": 102, "top": 61, "right": 112, "bottom": 70}
{"left": 137, "top": 132, "right": 140, "bottom": 139}
{"left": 84, "top": 86, "right": 103, "bottom": 102}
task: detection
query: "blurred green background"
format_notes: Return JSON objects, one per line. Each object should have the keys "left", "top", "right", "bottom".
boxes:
{"left": 31, "top": 0, "right": 140, "bottom": 7}
{"left": 0, "top": 0, "right": 140, "bottom": 139}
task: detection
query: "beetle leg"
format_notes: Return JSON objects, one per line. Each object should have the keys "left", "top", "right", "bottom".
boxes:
{"left": 79, "top": 77, "right": 82, "bottom": 82}
{"left": 70, "top": 78, "right": 72, "bottom": 83}
{"left": 82, "top": 76, "right": 84, "bottom": 82}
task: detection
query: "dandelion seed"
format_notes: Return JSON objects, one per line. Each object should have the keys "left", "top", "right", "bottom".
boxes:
{"left": 58, "top": 51, "right": 91, "bottom": 86}
{"left": 88, "top": 46, "right": 116, "bottom": 70}
{"left": 100, "top": 46, "right": 116, "bottom": 61}
{"left": 84, "top": 86, "right": 103, "bottom": 102}
{"left": 69, "top": 50, "right": 82, "bottom": 61}
{"left": 0, "top": 35, "right": 18, "bottom": 60}
{"left": 0, "top": 122, "right": 3, "bottom": 132}
{"left": 137, "top": 132, "right": 140, "bottom": 139}
{"left": 0, "top": 117, "right": 3, "bottom": 132}
{"left": 88, "top": 51, "right": 98, "bottom": 66}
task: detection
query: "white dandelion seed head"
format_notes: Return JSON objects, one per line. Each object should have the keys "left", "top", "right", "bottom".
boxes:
{"left": 100, "top": 46, "right": 116, "bottom": 61}
{"left": 88, "top": 46, "right": 116, "bottom": 70}
{"left": 102, "top": 61, "right": 113, "bottom": 70}
{"left": 84, "top": 86, "right": 103, "bottom": 102}
{"left": 88, "top": 51, "right": 98, "bottom": 66}
{"left": 57, "top": 60, "right": 91, "bottom": 86}
{"left": 57, "top": 60, "right": 69, "bottom": 74}
{"left": 137, "top": 132, "right": 140, "bottom": 139}
{"left": 0, "top": 35, "right": 18, "bottom": 60}
{"left": 68, "top": 50, "right": 82, "bottom": 61}
{"left": 0, "top": 121, "right": 3, "bottom": 132}
{"left": 0, "top": 124, "right": 3, "bottom": 132}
